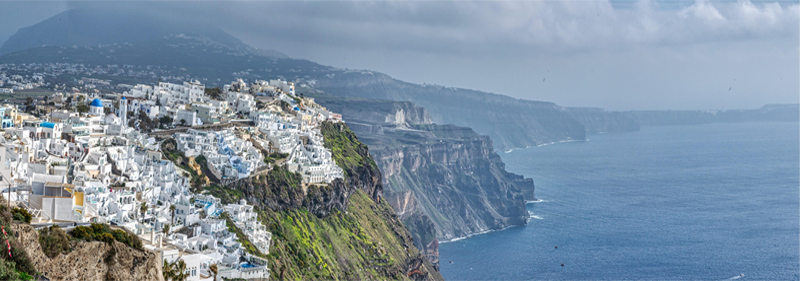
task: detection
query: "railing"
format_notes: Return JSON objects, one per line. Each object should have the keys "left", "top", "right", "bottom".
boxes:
{"left": 22, "top": 199, "right": 50, "bottom": 221}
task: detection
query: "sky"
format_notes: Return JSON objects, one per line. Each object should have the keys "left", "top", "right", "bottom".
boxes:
{"left": 0, "top": 0, "right": 797, "bottom": 110}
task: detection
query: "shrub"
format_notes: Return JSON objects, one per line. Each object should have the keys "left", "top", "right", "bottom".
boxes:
{"left": 0, "top": 259, "right": 20, "bottom": 280}
{"left": 6, "top": 240, "right": 35, "bottom": 275}
{"left": 69, "top": 223, "right": 143, "bottom": 251}
{"left": 69, "top": 226, "right": 90, "bottom": 240}
{"left": 39, "top": 225, "right": 70, "bottom": 258}
{"left": 98, "top": 233, "right": 115, "bottom": 245}
{"left": 10, "top": 208, "right": 31, "bottom": 224}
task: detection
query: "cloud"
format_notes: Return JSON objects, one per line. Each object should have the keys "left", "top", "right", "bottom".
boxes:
{"left": 0, "top": 0, "right": 795, "bottom": 110}
{"left": 216, "top": 0, "right": 797, "bottom": 57}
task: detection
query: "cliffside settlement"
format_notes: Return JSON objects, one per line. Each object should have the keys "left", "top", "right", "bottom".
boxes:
{"left": 0, "top": 77, "right": 347, "bottom": 280}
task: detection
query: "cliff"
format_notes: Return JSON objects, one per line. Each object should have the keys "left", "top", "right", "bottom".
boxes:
{"left": 13, "top": 224, "right": 162, "bottom": 281}
{"left": 201, "top": 122, "right": 442, "bottom": 281}
{"left": 368, "top": 124, "right": 532, "bottom": 241}
{"left": 314, "top": 96, "right": 533, "bottom": 266}
{"left": 565, "top": 107, "right": 640, "bottom": 134}
{"left": 623, "top": 104, "right": 799, "bottom": 126}
{"left": 314, "top": 72, "right": 587, "bottom": 151}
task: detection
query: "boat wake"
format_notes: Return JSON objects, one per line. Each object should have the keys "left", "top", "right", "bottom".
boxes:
{"left": 728, "top": 273, "right": 745, "bottom": 280}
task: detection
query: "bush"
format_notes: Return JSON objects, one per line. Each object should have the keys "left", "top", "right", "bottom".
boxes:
{"left": 98, "top": 233, "right": 115, "bottom": 245}
{"left": 10, "top": 208, "right": 31, "bottom": 224}
{"left": 39, "top": 225, "right": 70, "bottom": 258}
{"left": 69, "top": 223, "right": 143, "bottom": 251}
{"left": 6, "top": 240, "right": 35, "bottom": 276}
{"left": 0, "top": 259, "right": 21, "bottom": 281}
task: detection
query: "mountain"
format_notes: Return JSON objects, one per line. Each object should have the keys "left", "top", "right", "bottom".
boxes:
{"left": 623, "top": 104, "right": 799, "bottom": 126}
{"left": 0, "top": 8, "right": 286, "bottom": 58}
{"left": 0, "top": 7, "right": 640, "bottom": 152}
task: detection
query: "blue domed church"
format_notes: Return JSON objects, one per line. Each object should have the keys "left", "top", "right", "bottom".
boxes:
{"left": 89, "top": 98, "right": 104, "bottom": 116}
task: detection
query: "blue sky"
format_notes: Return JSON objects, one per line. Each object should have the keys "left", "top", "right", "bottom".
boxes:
{"left": 0, "top": 0, "right": 797, "bottom": 110}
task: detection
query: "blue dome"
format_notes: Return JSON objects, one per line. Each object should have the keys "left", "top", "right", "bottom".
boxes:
{"left": 120, "top": 97, "right": 126, "bottom": 100}
{"left": 90, "top": 98, "right": 103, "bottom": 107}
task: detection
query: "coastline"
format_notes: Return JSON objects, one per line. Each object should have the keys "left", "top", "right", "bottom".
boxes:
{"left": 438, "top": 224, "right": 523, "bottom": 244}
{"left": 503, "top": 139, "right": 584, "bottom": 154}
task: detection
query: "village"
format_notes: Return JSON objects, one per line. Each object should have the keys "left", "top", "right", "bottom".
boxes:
{"left": 0, "top": 74, "right": 345, "bottom": 280}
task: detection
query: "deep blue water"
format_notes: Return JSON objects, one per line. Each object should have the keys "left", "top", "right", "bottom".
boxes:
{"left": 439, "top": 122, "right": 799, "bottom": 280}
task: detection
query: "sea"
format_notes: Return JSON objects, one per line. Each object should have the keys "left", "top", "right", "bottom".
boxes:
{"left": 439, "top": 122, "right": 799, "bottom": 280}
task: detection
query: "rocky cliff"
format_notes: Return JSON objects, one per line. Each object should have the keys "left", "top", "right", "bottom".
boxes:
{"left": 201, "top": 122, "right": 442, "bottom": 281}
{"left": 369, "top": 124, "right": 532, "bottom": 241}
{"left": 314, "top": 96, "right": 534, "bottom": 267}
{"left": 13, "top": 224, "right": 162, "bottom": 281}
{"left": 314, "top": 72, "right": 586, "bottom": 151}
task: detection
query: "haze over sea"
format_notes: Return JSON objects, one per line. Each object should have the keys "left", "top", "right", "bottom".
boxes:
{"left": 439, "top": 122, "right": 799, "bottom": 280}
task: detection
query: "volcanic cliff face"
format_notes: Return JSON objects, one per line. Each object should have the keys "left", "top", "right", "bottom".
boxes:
{"left": 314, "top": 72, "right": 586, "bottom": 152}
{"left": 315, "top": 96, "right": 534, "bottom": 247}
{"left": 371, "top": 125, "right": 532, "bottom": 240}
{"left": 200, "top": 121, "right": 441, "bottom": 281}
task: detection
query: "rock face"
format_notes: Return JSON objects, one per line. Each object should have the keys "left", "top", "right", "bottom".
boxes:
{"left": 315, "top": 96, "right": 534, "bottom": 268}
{"left": 211, "top": 121, "right": 442, "bottom": 281}
{"left": 371, "top": 124, "right": 532, "bottom": 240}
{"left": 12, "top": 224, "right": 162, "bottom": 281}
{"left": 314, "top": 73, "right": 586, "bottom": 152}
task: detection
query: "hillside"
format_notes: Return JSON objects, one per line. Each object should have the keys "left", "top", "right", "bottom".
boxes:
{"left": 202, "top": 122, "right": 442, "bottom": 280}
{"left": 0, "top": 8, "right": 284, "bottom": 58}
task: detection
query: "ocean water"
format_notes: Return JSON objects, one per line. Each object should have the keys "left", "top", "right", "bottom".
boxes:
{"left": 439, "top": 122, "right": 799, "bottom": 280}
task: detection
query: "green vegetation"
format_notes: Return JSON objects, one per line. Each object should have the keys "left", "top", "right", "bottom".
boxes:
{"left": 0, "top": 259, "right": 33, "bottom": 281}
{"left": 161, "top": 139, "right": 205, "bottom": 191}
{"left": 38, "top": 226, "right": 71, "bottom": 258}
{"left": 203, "top": 184, "right": 243, "bottom": 205}
{"left": 264, "top": 190, "right": 425, "bottom": 280}
{"left": 220, "top": 212, "right": 264, "bottom": 257}
{"left": 10, "top": 208, "right": 31, "bottom": 224}
{"left": 163, "top": 258, "right": 188, "bottom": 281}
{"left": 76, "top": 103, "right": 89, "bottom": 113}
{"left": 159, "top": 115, "right": 173, "bottom": 127}
{"left": 320, "top": 121, "right": 378, "bottom": 178}
{"left": 264, "top": 152, "right": 288, "bottom": 165}
{"left": 205, "top": 87, "right": 223, "bottom": 100}
{"left": 69, "top": 223, "right": 143, "bottom": 251}
{"left": 267, "top": 165, "right": 303, "bottom": 190}
{"left": 0, "top": 204, "right": 36, "bottom": 278}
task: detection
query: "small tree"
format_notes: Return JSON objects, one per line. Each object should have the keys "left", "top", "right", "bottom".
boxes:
{"left": 209, "top": 263, "right": 218, "bottom": 281}
{"left": 179, "top": 119, "right": 186, "bottom": 126}
{"left": 76, "top": 103, "right": 89, "bottom": 113}
{"left": 170, "top": 204, "right": 176, "bottom": 225}
{"left": 159, "top": 115, "right": 173, "bottom": 126}
{"left": 140, "top": 202, "right": 148, "bottom": 223}
{"left": 174, "top": 259, "right": 188, "bottom": 281}
{"left": 163, "top": 259, "right": 174, "bottom": 281}
{"left": 163, "top": 224, "right": 170, "bottom": 236}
